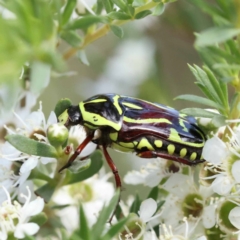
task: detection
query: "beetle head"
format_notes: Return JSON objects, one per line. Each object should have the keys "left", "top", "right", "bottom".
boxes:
{"left": 58, "top": 105, "right": 82, "bottom": 127}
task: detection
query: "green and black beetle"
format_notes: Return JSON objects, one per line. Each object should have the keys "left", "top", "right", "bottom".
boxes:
{"left": 58, "top": 93, "right": 206, "bottom": 188}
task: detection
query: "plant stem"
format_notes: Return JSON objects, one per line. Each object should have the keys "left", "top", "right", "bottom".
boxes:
{"left": 63, "top": 1, "right": 159, "bottom": 60}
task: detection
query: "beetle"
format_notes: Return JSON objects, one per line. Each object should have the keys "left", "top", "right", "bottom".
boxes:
{"left": 58, "top": 93, "right": 206, "bottom": 189}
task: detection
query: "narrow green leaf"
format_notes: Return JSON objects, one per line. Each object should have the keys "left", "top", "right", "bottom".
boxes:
{"left": 102, "top": 0, "right": 113, "bottom": 13}
{"left": 175, "top": 94, "right": 223, "bottom": 109}
{"left": 102, "top": 217, "right": 129, "bottom": 238}
{"left": 129, "top": 194, "right": 141, "bottom": 214}
{"left": 67, "top": 15, "right": 107, "bottom": 30}
{"left": 203, "top": 66, "right": 227, "bottom": 107}
{"left": 78, "top": 205, "right": 91, "bottom": 240}
{"left": 195, "top": 26, "right": 240, "bottom": 47}
{"left": 110, "top": 25, "right": 124, "bottom": 38}
{"left": 108, "top": 12, "right": 132, "bottom": 20}
{"left": 62, "top": 150, "right": 103, "bottom": 185}
{"left": 54, "top": 98, "right": 72, "bottom": 118}
{"left": 92, "top": 190, "right": 120, "bottom": 240}
{"left": 60, "top": 30, "right": 82, "bottom": 47}
{"left": 147, "top": 186, "right": 159, "bottom": 201}
{"left": 62, "top": 0, "right": 77, "bottom": 25}
{"left": 189, "top": 65, "right": 222, "bottom": 104}
{"left": 135, "top": 10, "right": 152, "bottom": 19}
{"left": 181, "top": 108, "right": 222, "bottom": 118}
{"left": 152, "top": 3, "right": 165, "bottom": 16}
{"left": 30, "top": 61, "right": 51, "bottom": 94}
{"left": 213, "top": 63, "right": 240, "bottom": 70}
{"left": 6, "top": 134, "right": 57, "bottom": 157}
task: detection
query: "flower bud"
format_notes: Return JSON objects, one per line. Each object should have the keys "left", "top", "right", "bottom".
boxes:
{"left": 47, "top": 123, "right": 69, "bottom": 148}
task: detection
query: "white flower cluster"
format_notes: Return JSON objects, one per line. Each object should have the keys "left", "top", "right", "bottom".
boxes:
{"left": 123, "top": 125, "right": 240, "bottom": 239}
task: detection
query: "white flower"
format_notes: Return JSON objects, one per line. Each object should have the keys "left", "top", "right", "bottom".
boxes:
{"left": 53, "top": 170, "right": 114, "bottom": 232}
{"left": 0, "top": 186, "right": 44, "bottom": 239}
{"left": 160, "top": 173, "right": 215, "bottom": 236}
{"left": 202, "top": 129, "right": 240, "bottom": 196}
{"left": 124, "top": 159, "right": 180, "bottom": 187}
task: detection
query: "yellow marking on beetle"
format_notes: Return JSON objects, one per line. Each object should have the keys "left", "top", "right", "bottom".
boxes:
{"left": 122, "top": 102, "right": 143, "bottom": 110}
{"left": 109, "top": 132, "right": 118, "bottom": 141}
{"left": 190, "top": 152, "right": 197, "bottom": 161}
{"left": 133, "top": 141, "right": 138, "bottom": 146}
{"left": 154, "top": 140, "right": 163, "bottom": 148}
{"left": 167, "top": 144, "right": 175, "bottom": 155}
{"left": 179, "top": 119, "right": 188, "bottom": 132}
{"left": 137, "top": 138, "right": 154, "bottom": 150}
{"left": 168, "top": 128, "right": 204, "bottom": 148}
{"left": 80, "top": 102, "right": 121, "bottom": 131}
{"left": 124, "top": 116, "right": 171, "bottom": 124}
{"left": 180, "top": 148, "right": 187, "bottom": 158}
{"left": 119, "top": 141, "right": 135, "bottom": 148}
{"left": 179, "top": 113, "right": 187, "bottom": 118}
{"left": 58, "top": 109, "right": 69, "bottom": 125}
{"left": 113, "top": 95, "right": 123, "bottom": 115}
{"left": 111, "top": 142, "right": 134, "bottom": 153}
{"left": 85, "top": 99, "right": 107, "bottom": 103}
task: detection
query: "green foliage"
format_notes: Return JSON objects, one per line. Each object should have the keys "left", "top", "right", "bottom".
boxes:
{"left": 5, "top": 134, "right": 58, "bottom": 158}
{"left": 177, "top": 0, "right": 240, "bottom": 131}
{"left": 71, "top": 190, "right": 129, "bottom": 240}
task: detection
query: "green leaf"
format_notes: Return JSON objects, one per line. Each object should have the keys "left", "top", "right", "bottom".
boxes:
{"left": 67, "top": 15, "right": 107, "bottom": 30}
{"left": 102, "top": 216, "right": 129, "bottom": 239}
{"left": 135, "top": 10, "right": 152, "bottom": 19}
{"left": 6, "top": 134, "right": 57, "bottom": 158}
{"left": 62, "top": 150, "right": 103, "bottom": 185}
{"left": 62, "top": 0, "right": 77, "bottom": 25}
{"left": 92, "top": 190, "right": 120, "bottom": 240}
{"left": 54, "top": 98, "right": 72, "bottom": 118}
{"left": 30, "top": 61, "right": 51, "bottom": 94}
{"left": 60, "top": 30, "right": 82, "bottom": 47}
{"left": 129, "top": 194, "right": 141, "bottom": 214}
{"left": 108, "top": 12, "right": 132, "bottom": 20}
{"left": 35, "top": 182, "right": 57, "bottom": 202}
{"left": 77, "top": 50, "right": 90, "bottom": 66}
{"left": 110, "top": 25, "right": 124, "bottom": 38}
{"left": 68, "top": 158, "right": 91, "bottom": 173}
{"left": 112, "top": 0, "right": 127, "bottom": 11}
{"left": 30, "top": 212, "right": 47, "bottom": 226}
{"left": 181, "top": 108, "right": 222, "bottom": 118}
{"left": 102, "top": 0, "right": 113, "bottom": 13}
{"left": 195, "top": 26, "right": 240, "bottom": 47}
{"left": 147, "top": 186, "right": 159, "bottom": 201}
{"left": 78, "top": 205, "right": 91, "bottom": 240}
{"left": 175, "top": 94, "right": 223, "bottom": 109}
{"left": 152, "top": 3, "right": 165, "bottom": 16}
{"left": 132, "top": 0, "right": 145, "bottom": 7}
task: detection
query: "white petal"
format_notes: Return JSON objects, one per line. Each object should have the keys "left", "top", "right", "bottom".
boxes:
{"left": 161, "top": 173, "right": 190, "bottom": 199}
{"left": 202, "top": 136, "right": 227, "bottom": 165}
{"left": 138, "top": 198, "right": 157, "bottom": 222}
{"left": 124, "top": 171, "right": 147, "bottom": 185}
{"left": 211, "top": 175, "right": 233, "bottom": 195}
{"left": 20, "top": 157, "right": 38, "bottom": 173}
{"left": 47, "top": 111, "right": 57, "bottom": 127}
{"left": 22, "top": 197, "right": 44, "bottom": 217}
{"left": 40, "top": 157, "right": 56, "bottom": 164}
{"left": 229, "top": 207, "right": 240, "bottom": 229}
{"left": 202, "top": 205, "right": 216, "bottom": 229}
{"left": 144, "top": 171, "right": 162, "bottom": 187}
{"left": 14, "top": 223, "right": 40, "bottom": 238}
{"left": 232, "top": 161, "right": 240, "bottom": 183}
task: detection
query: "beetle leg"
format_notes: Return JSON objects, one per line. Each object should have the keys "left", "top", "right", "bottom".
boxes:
{"left": 102, "top": 146, "right": 122, "bottom": 189}
{"left": 102, "top": 146, "right": 122, "bottom": 224}
{"left": 58, "top": 133, "right": 94, "bottom": 172}
{"left": 137, "top": 151, "right": 204, "bottom": 166}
